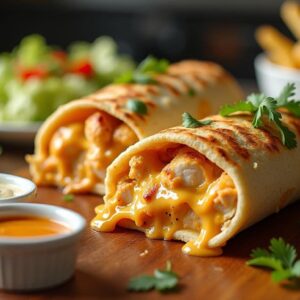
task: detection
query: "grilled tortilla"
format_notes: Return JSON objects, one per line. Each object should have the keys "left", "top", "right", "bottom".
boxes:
{"left": 27, "top": 60, "right": 242, "bottom": 194}
{"left": 91, "top": 112, "right": 300, "bottom": 256}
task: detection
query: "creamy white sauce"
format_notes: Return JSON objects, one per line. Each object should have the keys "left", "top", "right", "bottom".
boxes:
{"left": 0, "top": 183, "right": 23, "bottom": 199}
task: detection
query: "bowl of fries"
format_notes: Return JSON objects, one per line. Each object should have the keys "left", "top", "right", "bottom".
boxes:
{"left": 255, "top": 1, "right": 300, "bottom": 97}
{"left": 255, "top": 53, "right": 300, "bottom": 98}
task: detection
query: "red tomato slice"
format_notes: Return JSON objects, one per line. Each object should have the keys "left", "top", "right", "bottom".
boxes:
{"left": 20, "top": 67, "right": 48, "bottom": 81}
{"left": 70, "top": 60, "right": 94, "bottom": 77}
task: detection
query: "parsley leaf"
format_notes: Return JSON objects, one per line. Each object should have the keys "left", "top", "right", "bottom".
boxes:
{"left": 247, "top": 257, "right": 283, "bottom": 271}
{"left": 220, "top": 83, "right": 299, "bottom": 149}
{"left": 154, "top": 269, "right": 178, "bottom": 291}
{"left": 270, "top": 111, "right": 297, "bottom": 149}
{"left": 128, "top": 275, "right": 157, "bottom": 292}
{"left": 292, "top": 260, "right": 300, "bottom": 276}
{"left": 128, "top": 261, "right": 179, "bottom": 293}
{"left": 220, "top": 101, "right": 256, "bottom": 117}
{"left": 269, "top": 238, "right": 297, "bottom": 269}
{"left": 63, "top": 194, "right": 74, "bottom": 202}
{"left": 137, "top": 55, "right": 169, "bottom": 74}
{"left": 182, "top": 112, "right": 212, "bottom": 128}
{"left": 247, "top": 237, "right": 300, "bottom": 283}
{"left": 281, "top": 101, "right": 300, "bottom": 118}
{"left": 251, "top": 247, "right": 271, "bottom": 258}
{"left": 115, "top": 55, "right": 169, "bottom": 84}
{"left": 276, "top": 83, "right": 296, "bottom": 106}
{"left": 114, "top": 71, "right": 133, "bottom": 84}
{"left": 271, "top": 269, "right": 294, "bottom": 283}
{"left": 132, "top": 72, "right": 157, "bottom": 84}
{"left": 126, "top": 99, "right": 148, "bottom": 115}
{"left": 187, "top": 88, "right": 196, "bottom": 97}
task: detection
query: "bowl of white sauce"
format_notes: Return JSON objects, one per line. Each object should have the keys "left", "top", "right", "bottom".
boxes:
{"left": 0, "top": 173, "right": 36, "bottom": 203}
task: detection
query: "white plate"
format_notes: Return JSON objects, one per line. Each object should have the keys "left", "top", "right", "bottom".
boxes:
{"left": 0, "top": 122, "right": 41, "bottom": 145}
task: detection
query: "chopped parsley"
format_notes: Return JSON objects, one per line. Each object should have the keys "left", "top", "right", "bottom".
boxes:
{"left": 137, "top": 56, "right": 169, "bottom": 74}
{"left": 115, "top": 55, "right": 169, "bottom": 84}
{"left": 63, "top": 194, "right": 74, "bottom": 202}
{"left": 182, "top": 112, "right": 212, "bottom": 128}
{"left": 247, "top": 237, "right": 300, "bottom": 283}
{"left": 128, "top": 260, "right": 179, "bottom": 293}
{"left": 187, "top": 88, "right": 196, "bottom": 97}
{"left": 220, "top": 83, "right": 299, "bottom": 149}
{"left": 126, "top": 99, "right": 148, "bottom": 115}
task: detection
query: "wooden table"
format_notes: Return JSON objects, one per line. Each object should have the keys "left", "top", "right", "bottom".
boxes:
{"left": 1, "top": 146, "right": 300, "bottom": 300}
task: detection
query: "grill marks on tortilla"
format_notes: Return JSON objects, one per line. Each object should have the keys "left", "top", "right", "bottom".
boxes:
{"left": 164, "top": 116, "right": 287, "bottom": 166}
{"left": 217, "top": 119, "right": 281, "bottom": 153}
{"left": 78, "top": 60, "right": 229, "bottom": 125}
{"left": 203, "top": 127, "right": 250, "bottom": 159}
{"left": 213, "top": 120, "right": 282, "bottom": 155}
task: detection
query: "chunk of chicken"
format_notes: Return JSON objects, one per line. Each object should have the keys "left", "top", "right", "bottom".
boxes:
{"left": 49, "top": 123, "right": 86, "bottom": 158}
{"left": 84, "top": 111, "right": 120, "bottom": 146}
{"left": 128, "top": 153, "right": 164, "bottom": 181}
{"left": 115, "top": 179, "right": 135, "bottom": 205}
{"left": 129, "top": 155, "right": 148, "bottom": 181}
{"left": 113, "top": 123, "right": 138, "bottom": 147}
{"left": 214, "top": 187, "right": 237, "bottom": 220}
{"left": 212, "top": 173, "right": 237, "bottom": 230}
{"left": 182, "top": 209, "right": 202, "bottom": 231}
{"left": 161, "top": 147, "right": 207, "bottom": 188}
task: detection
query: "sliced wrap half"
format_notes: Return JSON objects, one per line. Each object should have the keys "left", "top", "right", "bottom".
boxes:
{"left": 91, "top": 112, "right": 300, "bottom": 256}
{"left": 27, "top": 60, "right": 243, "bottom": 194}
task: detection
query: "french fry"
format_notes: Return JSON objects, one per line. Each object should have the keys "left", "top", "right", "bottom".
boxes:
{"left": 292, "top": 42, "right": 300, "bottom": 67}
{"left": 255, "top": 25, "right": 295, "bottom": 67}
{"left": 281, "top": 1, "right": 300, "bottom": 40}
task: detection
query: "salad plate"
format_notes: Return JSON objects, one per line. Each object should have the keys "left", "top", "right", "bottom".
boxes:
{"left": 0, "top": 34, "right": 135, "bottom": 146}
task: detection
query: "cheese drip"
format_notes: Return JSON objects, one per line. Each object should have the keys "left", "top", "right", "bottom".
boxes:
{"left": 92, "top": 146, "right": 237, "bottom": 256}
{"left": 29, "top": 111, "right": 138, "bottom": 193}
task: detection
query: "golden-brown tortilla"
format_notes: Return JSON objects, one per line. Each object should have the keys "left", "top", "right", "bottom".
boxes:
{"left": 92, "top": 112, "right": 300, "bottom": 254}
{"left": 28, "top": 60, "right": 243, "bottom": 194}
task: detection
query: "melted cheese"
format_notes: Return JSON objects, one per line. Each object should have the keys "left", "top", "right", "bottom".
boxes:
{"left": 30, "top": 112, "right": 138, "bottom": 194}
{"left": 92, "top": 149, "right": 237, "bottom": 257}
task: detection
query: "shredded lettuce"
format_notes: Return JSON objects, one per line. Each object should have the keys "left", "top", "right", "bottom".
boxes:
{"left": 0, "top": 34, "right": 135, "bottom": 123}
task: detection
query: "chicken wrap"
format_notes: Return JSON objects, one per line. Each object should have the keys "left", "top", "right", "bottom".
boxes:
{"left": 91, "top": 112, "right": 300, "bottom": 256}
{"left": 27, "top": 60, "right": 242, "bottom": 194}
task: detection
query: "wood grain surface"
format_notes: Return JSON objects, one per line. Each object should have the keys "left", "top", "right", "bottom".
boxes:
{"left": 1, "top": 147, "right": 300, "bottom": 300}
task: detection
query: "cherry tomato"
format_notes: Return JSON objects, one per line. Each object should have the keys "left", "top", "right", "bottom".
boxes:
{"left": 70, "top": 60, "right": 94, "bottom": 77}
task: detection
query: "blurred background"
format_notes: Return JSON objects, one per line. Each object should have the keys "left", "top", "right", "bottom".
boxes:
{"left": 0, "top": 0, "right": 289, "bottom": 80}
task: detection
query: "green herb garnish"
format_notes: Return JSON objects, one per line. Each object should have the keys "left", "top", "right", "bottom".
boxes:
{"left": 187, "top": 88, "right": 196, "bottom": 97}
{"left": 132, "top": 72, "right": 156, "bottom": 85}
{"left": 115, "top": 55, "right": 169, "bottom": 84}
{"left": 63, "top": 194, "right": 74, "bottom": 202}
{"left": 126, "top": 99, "right": 148, "bottom": 115}
{"left": 182, "top": 112, "right": 212, "bottom": 128}
{"left": 137, "top": 55, "right": 169, "bottom": 74}
{"left": 247, "top": 237, "right": 300, "bottom": 283}
{"left": 220, "top": 83, "right": 299, "bottom": 149}
{"left": 128, "top": 260, "right": 179, "bottom": 293}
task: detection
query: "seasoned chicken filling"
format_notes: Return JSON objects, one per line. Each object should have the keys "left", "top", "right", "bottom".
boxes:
{"left": 92, "top": 145, "right": 237, "bottom": 256}
{"left": 30, "top": 111, "right": 138, "bottom": 193}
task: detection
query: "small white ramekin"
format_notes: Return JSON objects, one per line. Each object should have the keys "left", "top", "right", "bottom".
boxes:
{"left": 0, "top": 203, "right": 86, "bottom": 291}
{"left": 255, "top": 53, "right": 300, "bottom": 98}
{"left": 0, "top": 173, "right": 36, "bottom": 203}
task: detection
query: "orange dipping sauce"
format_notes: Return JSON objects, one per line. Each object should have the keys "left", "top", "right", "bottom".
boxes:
{"left": 0, "top": 216, "right": 70, "bottom": 238}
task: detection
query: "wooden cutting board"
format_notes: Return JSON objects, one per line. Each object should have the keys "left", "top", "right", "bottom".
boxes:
{"left": 1, "top": 152, "right": 300, "bottom": 300}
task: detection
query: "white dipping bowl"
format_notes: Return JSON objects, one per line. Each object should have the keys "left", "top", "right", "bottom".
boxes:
{"left": 0, "top": 173, "right": 36, "bottom": 203}
{"left": 255, "top": 53, "right": 300, "bottom": 97}
{"left": 0, "top": 203, "right": 86, "bottom": 291}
